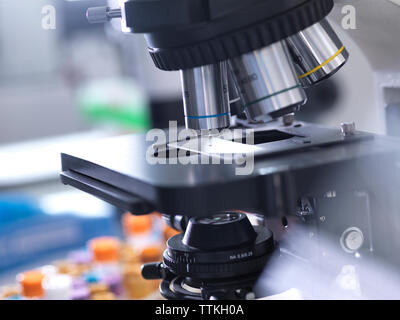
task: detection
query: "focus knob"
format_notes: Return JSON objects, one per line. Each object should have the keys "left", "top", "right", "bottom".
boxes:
{"left": 141, "top": 262, "right": 168, "bottom": 280}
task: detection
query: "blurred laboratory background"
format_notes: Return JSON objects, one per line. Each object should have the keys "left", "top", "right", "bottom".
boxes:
{"left": 0, "top": 0, "right": 184, "bottom": 297}
{"left": 0, "top": 0, "right": 389, "bottom": 299}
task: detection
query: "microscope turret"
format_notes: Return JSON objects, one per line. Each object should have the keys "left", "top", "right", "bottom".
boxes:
{"left": 87, "top": 0, "right": 348, "bottom": 130}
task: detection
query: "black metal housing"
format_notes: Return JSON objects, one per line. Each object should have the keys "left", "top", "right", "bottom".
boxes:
{"left": 121, "top": 0, "right": 334, "bottom": 70}
{"left": 142, "top": 213, "right": 275, "bottom": 300}
{"left": 164, "top": 225, "right": 274, "bottom": 279}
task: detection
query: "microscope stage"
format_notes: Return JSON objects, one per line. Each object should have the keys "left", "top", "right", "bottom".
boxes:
{"left": 60, "top": 122, "right": 400, "bottom": 217}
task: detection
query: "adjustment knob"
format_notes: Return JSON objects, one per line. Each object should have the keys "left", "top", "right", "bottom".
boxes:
{"left": 341, "top": 122, "right": 356, "bottom": 137}
{"left": 86, "top": 6, "right": 122, "bottom": 24}
{"left": 141, "top": 262, "right": 167, "bottom": 280}
{"left": 340, "top": 227, "right": 364, "bottom": 253}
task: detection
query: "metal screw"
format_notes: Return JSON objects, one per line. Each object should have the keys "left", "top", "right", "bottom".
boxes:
{"left": 245, "top": 292, "right": 256, "bottom": 300}
{"left": 341, "top": 122, "right": 356, "bottom": 137}
{"left": 282, "top": 113, "right": 295, "bottom": 126}
{"left": 320, "top": 216, "right": 326, "bottom": 222}
{"left": 86, "top": 6, "right": 122, "bottom": 24}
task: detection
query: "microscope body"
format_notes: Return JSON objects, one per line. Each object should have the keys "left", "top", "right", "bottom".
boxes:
{"left": 62, "top": 0, "right": 400, "bottom": 299}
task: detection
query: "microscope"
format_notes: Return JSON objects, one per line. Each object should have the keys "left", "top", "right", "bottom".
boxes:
{"left": 61, "top": 0, "right": 400, "bottom": 299}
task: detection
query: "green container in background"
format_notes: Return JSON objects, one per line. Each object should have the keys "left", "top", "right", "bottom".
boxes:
{"left": 77, "top": 78, "right": 151, "bottom": 132}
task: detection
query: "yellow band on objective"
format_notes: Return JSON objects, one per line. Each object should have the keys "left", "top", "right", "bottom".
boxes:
{"left": 298, "top": 46, "right": 345, "bottom": 80}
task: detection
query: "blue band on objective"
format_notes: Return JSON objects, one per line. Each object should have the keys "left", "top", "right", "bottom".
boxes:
{"left": 186, "top": 112, "right": 230, "bottom": 119}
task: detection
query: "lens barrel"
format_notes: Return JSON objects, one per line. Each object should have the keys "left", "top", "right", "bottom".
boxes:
{"left": 181, "top": 62, "right": 231, "bottom": 131}
{"left": 229, "top": 41, "right": 307, "bottom": 122}
{"left": 286, "top": 18, "right": 349, "bottom": 87}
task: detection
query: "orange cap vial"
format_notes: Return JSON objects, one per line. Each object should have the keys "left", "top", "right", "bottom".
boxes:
{"left": 122, "top": 213, "right": 153, "bottom": 236}
{"left": 89, "top": 237, "right": 120, "bottom": 263}
{"left": 18, "top": 270, "right": 45, "bottom": 298}
{"left": 140, "top": 245, "right": 163, "bottom": 263}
